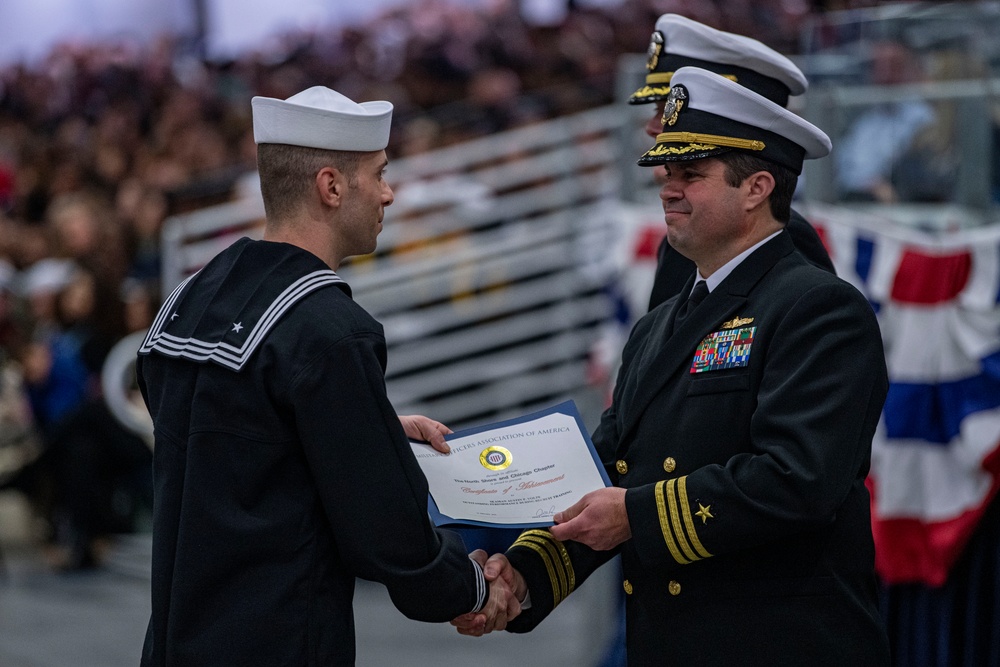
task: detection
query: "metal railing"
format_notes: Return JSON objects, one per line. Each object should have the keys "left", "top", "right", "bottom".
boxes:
{"left": 159, "top": 106, "right": 626, "bottom": 429}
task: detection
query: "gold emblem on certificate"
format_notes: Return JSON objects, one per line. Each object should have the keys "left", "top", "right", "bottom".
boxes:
{"left": 480, "top": 446, "right": 513, "bottom": 470}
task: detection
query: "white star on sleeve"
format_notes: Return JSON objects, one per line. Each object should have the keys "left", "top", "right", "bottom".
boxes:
{"left": 232, "top": 322, "right": 244, "bottom": 333}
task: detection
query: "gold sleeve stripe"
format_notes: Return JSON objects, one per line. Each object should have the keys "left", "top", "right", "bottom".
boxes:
{"left": 530, "top": 530, "right": 576, "bottom": 597}
{"left": 538, "top": 531, "right": 576, "bottom": 594}
{"left": 678, "top": 476, "right": 712, "bottom": 559}
{"left": 512, "top": 530, "right": 576, "bottom": 606}
{"left": 521, "top": 529, "right": 557, "bottom": 542}
{"left": 520, "top": 535, "right": 568, "bottom": 602}
{"left": 666, "top": 478, "right": 702, "bottom": 563}
{"left": 656, "top": 481, "right": 691, "bottom": 565}
{"left": 514, "top": 540, "right": 562, "bottom": 606}
{"left": 522, "top": 530, "right": 576, "bottom": 596}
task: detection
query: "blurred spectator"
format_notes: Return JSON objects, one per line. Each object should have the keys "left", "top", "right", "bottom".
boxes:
{"left": 0, "top": 258, "right": 41, "bottom": 495}
{"left": 116, "top": 178, "right": 167, "bottom": 283}
{"left": 0, "top": 345, "right": 43, "bottom": 501}
{"left": 18, "top": 257, "right": 75, "bottom": 342}
{"left": 834, "top": 36, "right": 940, "bottom": 203}
{"left": 47, "top": 191, "right": 132, "bottom": 290}
{"left": 19, "top": 265, "right": 151, "bottom": 570}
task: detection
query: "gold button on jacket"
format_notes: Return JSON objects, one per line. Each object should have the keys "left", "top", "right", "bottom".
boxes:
{"left": 623, "top": 580, "right": 633, "bottom": 595}
{"left": 616, "top": 460, "right": 628, "bottom": 475}
{"left": 668, "top": 580, "right": 681, "bottom": 596}
{"left": 663, "top": 457, "right": 676, "bottom": 473}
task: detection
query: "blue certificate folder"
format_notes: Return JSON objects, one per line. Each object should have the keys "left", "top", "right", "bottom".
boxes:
{"left": 422, "top": 400, "right": 612, "bottom": 529}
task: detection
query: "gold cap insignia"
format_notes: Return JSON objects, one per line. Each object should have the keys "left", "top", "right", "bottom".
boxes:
{"left": 695, "top": 503, "right": 714, "bottom": 524}
{"left": 721, "top": 316, "right": 754, "bottom": 329}
{"left": 646, "top": 31, "right": 664, "bottom": 72}
{"left": 661, "top": 85, "right": 687, "bottom": 127}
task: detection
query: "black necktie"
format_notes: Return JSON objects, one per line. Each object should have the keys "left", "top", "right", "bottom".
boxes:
{"left": 674, "top": 280, "right": 709, "bottom": 330}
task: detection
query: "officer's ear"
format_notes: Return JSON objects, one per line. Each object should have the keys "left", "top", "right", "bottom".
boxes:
{"left": 743, "top": 171, "right": 775, "bottom": 212}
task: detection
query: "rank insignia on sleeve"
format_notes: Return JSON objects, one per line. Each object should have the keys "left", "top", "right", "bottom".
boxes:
{"left": 690, "top": 326, "right": 756, "bottom": 373}
{"left": 695, "top": 503, "right": 714, "bottom": 524}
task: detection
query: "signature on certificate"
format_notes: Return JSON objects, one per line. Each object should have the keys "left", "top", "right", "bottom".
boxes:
{"left": 533, "top": 505, "right": 557, "bottom": 519}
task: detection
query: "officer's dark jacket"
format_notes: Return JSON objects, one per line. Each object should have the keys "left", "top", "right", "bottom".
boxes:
{"left": 507, "top": 232, "right": 890, "bottom": 666}
{"left": 137, "top": 238, "right": 485, "bottom": 666}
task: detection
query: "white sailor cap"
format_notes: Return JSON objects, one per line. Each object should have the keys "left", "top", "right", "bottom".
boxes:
{"left": 252, "top": 86, "right": 393, "bottom": 152}
{"left": 629, "top": 14, "right": 808, "bottom": 107}
{"left": 16, "top": 258, "right": 76, "bottom": 297}
{"left": 638, "top": 67, "right": 831, "bottom": 174}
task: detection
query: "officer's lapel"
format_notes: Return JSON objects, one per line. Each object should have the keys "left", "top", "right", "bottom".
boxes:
{"left": 620, "top": 278, "right": 692, "bottom": 404}
{"left": 618, "top": 232, "right": 795, "bottom": 444}
{"left": 616, "top": 274, "right": 693, "bottom": 413}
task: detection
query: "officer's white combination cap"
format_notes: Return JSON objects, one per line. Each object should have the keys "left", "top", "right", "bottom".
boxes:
{"left": 630, "top": 14, "right": 808, "bottom": 106}
{"left": 252, "top": 86, "right": 393, "bottom": 151}
{"left": 638, "top": 67, "right": 831, "bottom": 174}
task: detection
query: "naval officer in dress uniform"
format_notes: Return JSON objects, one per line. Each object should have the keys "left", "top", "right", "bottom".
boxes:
{"left": 631, "top": 14, "right": 834, "bottom": 311}
{"left": 136, "top": 87, "right": 519, "bottom": 666}
{"left": 456, "top": 68, "right": 891, "bottom": 666}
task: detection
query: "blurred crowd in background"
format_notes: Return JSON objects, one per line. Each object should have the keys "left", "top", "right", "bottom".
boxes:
{"left": 0, "top": 0, "right": 928, "bottom": 571}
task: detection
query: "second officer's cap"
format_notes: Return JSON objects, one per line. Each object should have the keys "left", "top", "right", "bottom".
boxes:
{"left": 629, "top": 14, "right": 808, "bottom": 107}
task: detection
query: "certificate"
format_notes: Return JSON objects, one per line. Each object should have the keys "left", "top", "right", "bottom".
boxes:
{"left": 410, "top": 400, "right": 611, "bottom": 528}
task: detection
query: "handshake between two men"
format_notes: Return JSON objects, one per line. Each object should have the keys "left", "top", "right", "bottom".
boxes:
{"left": 449, "top": 486, "right": 632, "bottom": 636}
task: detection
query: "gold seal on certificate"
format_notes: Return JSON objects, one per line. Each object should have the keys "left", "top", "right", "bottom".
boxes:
{"left": 479, "top": 446, "right": 513, "bottom": 470}
{"left": 410, "top": 401, "right": 611, "bottom": 528}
